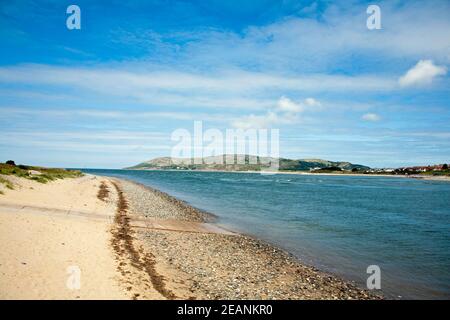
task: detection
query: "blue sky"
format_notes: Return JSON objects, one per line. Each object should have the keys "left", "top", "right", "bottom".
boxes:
{"left": 0, "top": 0, "right": 449, "bottom": 168}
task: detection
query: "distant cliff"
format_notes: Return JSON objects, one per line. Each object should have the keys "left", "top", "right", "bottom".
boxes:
{"left": 125, "top": 155, "right": 370, "bottom": 172}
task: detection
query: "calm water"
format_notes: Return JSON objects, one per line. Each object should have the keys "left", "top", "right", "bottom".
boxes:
{"left": 83, "top": 169, "right": 450, "bottom": 299}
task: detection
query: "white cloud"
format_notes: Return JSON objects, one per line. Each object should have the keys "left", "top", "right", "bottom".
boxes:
{"left": 399, "top": 60, "right": 447, "bottom": 87}
{"left": 304, "top": 98, "right": 321, "bottom": 107}
{"left": 231, "top": 112, "right": 280, "bottom": 130}
{"left": 362, "top": 113, "right": 381, "bottom": 122}
{"left": 232, "top": 96, "right": 318, "bottom": 129}
{"left": 277, "top": 96, "right": 303, "bottom": 113}
{"left": 276, "top": 96, "right": 322, "bottom": 113}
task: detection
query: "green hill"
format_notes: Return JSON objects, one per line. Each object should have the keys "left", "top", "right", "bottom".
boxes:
{"left": 125, "top": 155, "right": 370, "bottom": 172}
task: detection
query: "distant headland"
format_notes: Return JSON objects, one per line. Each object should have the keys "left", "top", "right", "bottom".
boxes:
{"left": 125, "top": 155, "right": 450, "bottom": 178}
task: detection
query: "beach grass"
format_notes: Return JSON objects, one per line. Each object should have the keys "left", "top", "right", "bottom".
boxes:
{"left": 0, "top": 176, "right": 14, "bottom": 189}
{"left": 0, "top": 163, "right": 83, "bottom": 184}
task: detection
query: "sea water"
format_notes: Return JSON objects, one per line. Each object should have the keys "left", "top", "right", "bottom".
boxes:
{"left": 82, "top": 169, "right": 450, "bottom": 299}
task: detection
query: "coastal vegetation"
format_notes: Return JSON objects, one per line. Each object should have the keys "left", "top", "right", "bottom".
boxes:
{"left": 0, "top": 176, "right": 14, "bottom": 189}
{"left": 414, "top": 169, "right": 450, "bottom": 176}
{"left": 0, "top": 161, "right": 83, "bottom": 188}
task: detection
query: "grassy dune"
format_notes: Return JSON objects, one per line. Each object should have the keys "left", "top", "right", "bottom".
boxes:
{"left": 0, "top": 163, "right": 83, "bottom": 189}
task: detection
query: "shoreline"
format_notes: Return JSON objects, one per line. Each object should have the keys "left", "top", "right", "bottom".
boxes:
{"left": 122, "top": 168, "right": 450, "bottom": 182}
{"left": 109, "top": 175, "right": 381, "bottom": 299}
{"left": 0, "top": 173, "right": 381, "bottom": 299}
{"left": 108, "top": 176, "right": 218, "bottom": 223}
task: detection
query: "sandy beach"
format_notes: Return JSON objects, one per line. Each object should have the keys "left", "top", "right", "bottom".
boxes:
{"left": 0, "top": 175, "right": 127, "bottom": 299}
{"left": 0, "top": 173, "right": 378, "bottom": 300}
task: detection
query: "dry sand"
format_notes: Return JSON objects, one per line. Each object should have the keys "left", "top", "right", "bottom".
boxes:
{"left": 0, "top": 175, "right": 140, "bottom": 299}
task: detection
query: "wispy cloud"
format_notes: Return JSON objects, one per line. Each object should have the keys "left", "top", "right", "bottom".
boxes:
{"left": 114, "top": 1, "right": 450, "bottom": 73}
{"left": 0, "top": 64, "right": 397, "bottom": 100}
{"left": 0, "top": 106, "right": 233, "bottom": 123}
